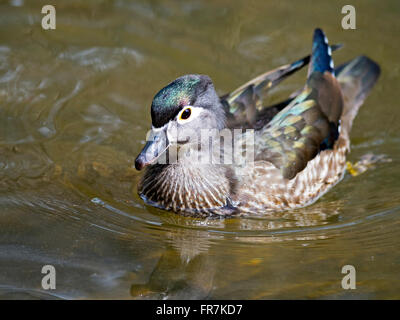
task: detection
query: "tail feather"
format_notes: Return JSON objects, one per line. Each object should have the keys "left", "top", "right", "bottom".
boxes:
{"left": 335, "top": 56, "right": 381, "bottom": 135}
{"left": 308, "top": 28, "right": 335, "bottom": 77}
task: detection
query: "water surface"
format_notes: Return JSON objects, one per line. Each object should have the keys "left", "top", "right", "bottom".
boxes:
{"left": 0, "top": 0, "right": 399, "bottom": 299}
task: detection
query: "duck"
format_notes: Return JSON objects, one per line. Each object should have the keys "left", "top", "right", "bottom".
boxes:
{"left": 134, "top": 28, "right": 380, "bottom": 217}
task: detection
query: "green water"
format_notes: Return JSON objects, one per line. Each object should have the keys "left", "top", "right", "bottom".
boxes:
{"left": 0, "top": 0, "right": 399, "bottom": 299}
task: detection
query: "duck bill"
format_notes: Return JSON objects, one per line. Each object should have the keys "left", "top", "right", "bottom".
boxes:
{"left": 135, "top": 128, "right": 169, "bottom": 170}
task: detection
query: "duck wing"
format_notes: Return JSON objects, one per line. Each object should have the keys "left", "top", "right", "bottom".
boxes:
{"left": 254, "top": 29, "right": 344, "bottom": 180}
{"left": 221, "top": 43, "right": 342, "bottom": 130}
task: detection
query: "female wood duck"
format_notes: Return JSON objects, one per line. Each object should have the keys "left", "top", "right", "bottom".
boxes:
{"left": 135, "top": 28, "right": 380, "bottom": 217}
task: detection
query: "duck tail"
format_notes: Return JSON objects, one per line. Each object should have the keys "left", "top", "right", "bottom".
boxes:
{"left": 335, "top": 56, "right": 381, "bottom": 136}
{"left": 308, "top": 28, "right": 335, "bottom": 77}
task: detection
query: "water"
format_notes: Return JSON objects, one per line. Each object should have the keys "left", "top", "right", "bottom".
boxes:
{"left": 0, "top": 0, "right": 399, "bottom": 299}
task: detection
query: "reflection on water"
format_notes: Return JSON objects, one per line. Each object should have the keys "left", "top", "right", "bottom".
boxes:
{"left": 0, "top": 0, "right": 400, "bottom": 299}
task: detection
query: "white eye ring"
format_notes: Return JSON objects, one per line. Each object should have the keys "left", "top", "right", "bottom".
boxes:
{"left": 176, "top": 106, "right": 201, "bottom": 124}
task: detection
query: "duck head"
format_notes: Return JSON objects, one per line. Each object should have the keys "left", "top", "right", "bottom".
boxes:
{"left": 135, "top": 74, "right": 226, "bottom": 170}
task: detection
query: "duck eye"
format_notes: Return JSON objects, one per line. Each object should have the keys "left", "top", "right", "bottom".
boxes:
{"left": 179, "top": 107, "right": 192, "bottom": 120}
